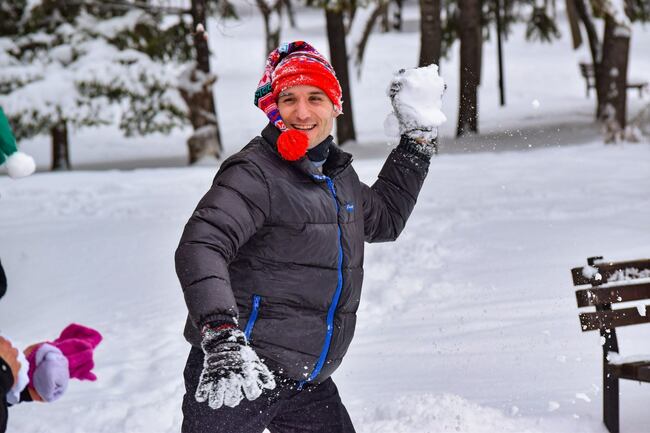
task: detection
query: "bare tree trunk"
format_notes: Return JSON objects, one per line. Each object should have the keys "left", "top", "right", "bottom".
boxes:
{"left": 325, "top": 7, "right": 356, "bottom": 145}
{"left": 281, "top": 0, "right": 296, "bottom": 28}
{"left": 573, "top": 0, "right": 603, "bottom": 118}
{"left": 496, "top": 0, "right": 506, "bottom": 105}
{"left": 184, "top": 0, "right": 222, "bottom": 164}
{"left": 393, "top": 0, "right": 403, "bottom": 31}
{"left": 355, "top": 1, "right": 389, "bottom": 74}
{"left": 381, "top": 2, "right": 390, "bottom": 32}
{"left": 573, "top": 0, "right": 600, "bottom": 68}
{"left": 599, "top": 16, "right": 630, "bottom": 140}
{"left": 477, "top": 16, "right": 483, "bottom": 87}
{"left": 346, "top": 0, "right": 358, "bottom": 34}
{"left": 565, "top": 0, "right": 583, "bottom": 49}
{"left": 257, "top": 0, "right": 282, "bottom": 55}
{"left": 419, "top": 0, "right": 442, "bottom": 67}
{"left": 457, "top": 0, "right": 481, "bottom": 136}
{"left": 50, "top": 121, "right": 70, "bottom": 171}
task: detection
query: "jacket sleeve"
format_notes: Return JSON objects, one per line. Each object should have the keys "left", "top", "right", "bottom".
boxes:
{"left": 175, "top": 158, "right": 270, "bottom": 328}
{"left": 362, "top": 138, "right": 430, "bottom": 243}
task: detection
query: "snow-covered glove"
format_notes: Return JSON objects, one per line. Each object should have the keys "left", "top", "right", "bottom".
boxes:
{"left": 195, "top": 324, "right": 276, "bottom": 409}
{"left": 24, "top": 343, "right": 69, "bottom": 402}
{"left": 386, "top": 65, "right": 447, "bottom": 159}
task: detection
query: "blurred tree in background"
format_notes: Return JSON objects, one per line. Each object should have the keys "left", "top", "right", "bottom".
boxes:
{"left": 0, "top": 0, "right": 239, "bottom": 170}
{"left": 305, "top": 0, "right": 358, "bottom": 145}
{"left": 0, "top": 0, "right": 194, "bottom": 170}
{"left": 1, "top": 0, "right": 646, "bottom": 174}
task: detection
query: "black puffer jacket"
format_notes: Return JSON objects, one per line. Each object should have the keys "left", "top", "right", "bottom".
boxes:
{"left": 175, "top": 124, "right": 430, "bottom": 383}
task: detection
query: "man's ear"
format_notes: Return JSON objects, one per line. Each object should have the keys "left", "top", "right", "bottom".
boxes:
{"left": 332, "top": 107, "right": 341, "bottom": 119}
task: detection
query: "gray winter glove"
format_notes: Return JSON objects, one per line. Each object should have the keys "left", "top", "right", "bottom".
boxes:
{"left": 195, "top": 324, "right": 276, "bottom": 409}
{"left": 387, "top": 65, "right": 447, "bottom": 158}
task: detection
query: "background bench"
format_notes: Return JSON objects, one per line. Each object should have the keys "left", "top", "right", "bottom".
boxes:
{"left": 579, "top": 63, "right": 648, "bottom": 98}
{"left": 571, "top": 256, "right": 650, "bottom": 433}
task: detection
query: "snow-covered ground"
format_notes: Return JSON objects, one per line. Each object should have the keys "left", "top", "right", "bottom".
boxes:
{"left": 2, "top": 136, "right": 649, "bottom": 433}
{"left": 1, "top": 2, "right": 650, "bottom": 433}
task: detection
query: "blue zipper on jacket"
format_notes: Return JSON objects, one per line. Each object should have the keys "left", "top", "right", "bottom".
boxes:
{"left": 244, "top": 295, "right": 262, "bottom": 340}
{"left": 300, "top": 175, "right": 344, "bottom": 388}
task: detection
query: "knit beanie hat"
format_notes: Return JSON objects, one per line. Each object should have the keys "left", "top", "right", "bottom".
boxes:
{"left": 0, "top": 107, "right": 35, "bottom": 179}
{"left": 254, "top": 41, "right": 342, "bottom": 161}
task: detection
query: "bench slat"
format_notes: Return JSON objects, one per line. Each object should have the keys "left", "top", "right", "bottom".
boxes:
{"left": 614, "top": 362, "right": 650, "bottom": 382}
{"left": 575, "top": 281, "right": 650, "bottom": 307}
{"left": 571, "top": 258, "right": 650, "bottom": 286}
{"left": 579, "top": 305, "right": 650, "bottom": 331}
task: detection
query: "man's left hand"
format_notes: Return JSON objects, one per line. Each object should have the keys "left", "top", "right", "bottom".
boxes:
{"left": 387, "top": 65, "right": 447, "bottom": 154}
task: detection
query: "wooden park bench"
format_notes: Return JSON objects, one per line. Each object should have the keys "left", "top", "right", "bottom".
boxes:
{"left": 571, "top": 256, "right": 650, "bottom": 433}
{"left": 579, "top": 62, "right": 648, "bottom": 98}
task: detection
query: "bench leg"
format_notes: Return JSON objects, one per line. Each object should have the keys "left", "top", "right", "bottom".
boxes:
{"left": 603, "top": 367, "right": 619, "bottom": 433}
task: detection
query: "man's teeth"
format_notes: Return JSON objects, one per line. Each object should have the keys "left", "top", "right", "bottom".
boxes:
{"left": 293, "top": 125, "right": 315, "bottom": 130}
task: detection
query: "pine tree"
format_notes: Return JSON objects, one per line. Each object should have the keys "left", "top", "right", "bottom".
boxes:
{"left": 419, "top": 0, "right": 442, "bottom": 68}
{"left": 456, "top": 0, "right": 481, "bottom": 137}
{"left": 0, "top": 1, "right": 194, "bottom": 170}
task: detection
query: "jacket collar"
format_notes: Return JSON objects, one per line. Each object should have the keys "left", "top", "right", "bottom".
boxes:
{"left": 260, "top": 123, "right": 352, "bottom": 181}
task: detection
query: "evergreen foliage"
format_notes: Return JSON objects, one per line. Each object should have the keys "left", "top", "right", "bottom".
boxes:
{"left": 0, "top": 0, "right": 192, "bottom": 142}
{"left": 625, "top": 0, "right": 650, "bottom": 21}
{"left": 525, "top": 6, "right": 561, "bottom": 42}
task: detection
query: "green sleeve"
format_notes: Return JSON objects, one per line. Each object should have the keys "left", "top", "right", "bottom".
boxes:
{"left": 0, "top": 107, "right": 18, "bottom": 165}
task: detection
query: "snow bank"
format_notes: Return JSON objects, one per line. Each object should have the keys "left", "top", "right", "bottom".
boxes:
{"left": 358, "top": 394, "right": 543, "bottom": 433}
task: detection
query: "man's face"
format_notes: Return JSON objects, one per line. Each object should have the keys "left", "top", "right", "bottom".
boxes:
{"left": 277, "top": 85, "right": 339, "bottom": 149}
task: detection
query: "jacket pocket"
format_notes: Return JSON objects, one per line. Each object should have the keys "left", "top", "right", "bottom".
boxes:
{"left": 244, "top": 294, "right": 262, "bottom": 340}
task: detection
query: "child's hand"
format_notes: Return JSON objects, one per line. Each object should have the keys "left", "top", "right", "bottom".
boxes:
{"left": 25, "top": 343, "right": 69, "bottom": 402}
{"left": 24, "top": 323, "right": 102, "bottom": 403}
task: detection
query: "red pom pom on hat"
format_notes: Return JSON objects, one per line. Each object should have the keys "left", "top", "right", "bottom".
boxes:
{"left": 277, "top": 129, "right": 309, "bottom": 161}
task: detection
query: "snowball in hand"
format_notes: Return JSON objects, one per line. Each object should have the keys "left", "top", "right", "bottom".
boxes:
{"left": 384, "top": 64, "right": 447, "bottom": 140}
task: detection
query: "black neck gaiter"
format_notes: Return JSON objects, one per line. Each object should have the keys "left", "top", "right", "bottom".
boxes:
{"left": 307, "top": 135, "right": 333, "bottom": 165}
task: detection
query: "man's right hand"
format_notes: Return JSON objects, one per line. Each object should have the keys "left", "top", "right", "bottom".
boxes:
{"left": 195, "top": 324, "right": 276, "bottom": 409}
{"left": 0, "top": 336, "right": 21, "bottom": 387}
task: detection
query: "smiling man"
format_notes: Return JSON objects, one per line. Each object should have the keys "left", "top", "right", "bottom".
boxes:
{"left": 176, "top": 41, "right": 440, "bottom": 433}
{"left": 278, "top": 85, "right": 336, "bottom": 149}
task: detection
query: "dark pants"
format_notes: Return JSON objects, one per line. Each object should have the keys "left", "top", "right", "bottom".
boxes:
{"left": 182, "top": 347, "right": 356, "bottom": 433}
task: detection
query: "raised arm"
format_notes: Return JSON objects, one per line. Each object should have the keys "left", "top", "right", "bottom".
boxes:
{"left": 362, "top": 137, "right": 432, "bottom": 242}
{"left": 363, "top": 65, "right": 446, "bottom": 243}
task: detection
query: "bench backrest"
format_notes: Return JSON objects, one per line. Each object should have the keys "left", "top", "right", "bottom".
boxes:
{"left": 579, "top": 62, "right": 595, "bottom": 78}
{"left": 571, "top": 257, "right": 650, "bottom": 332}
